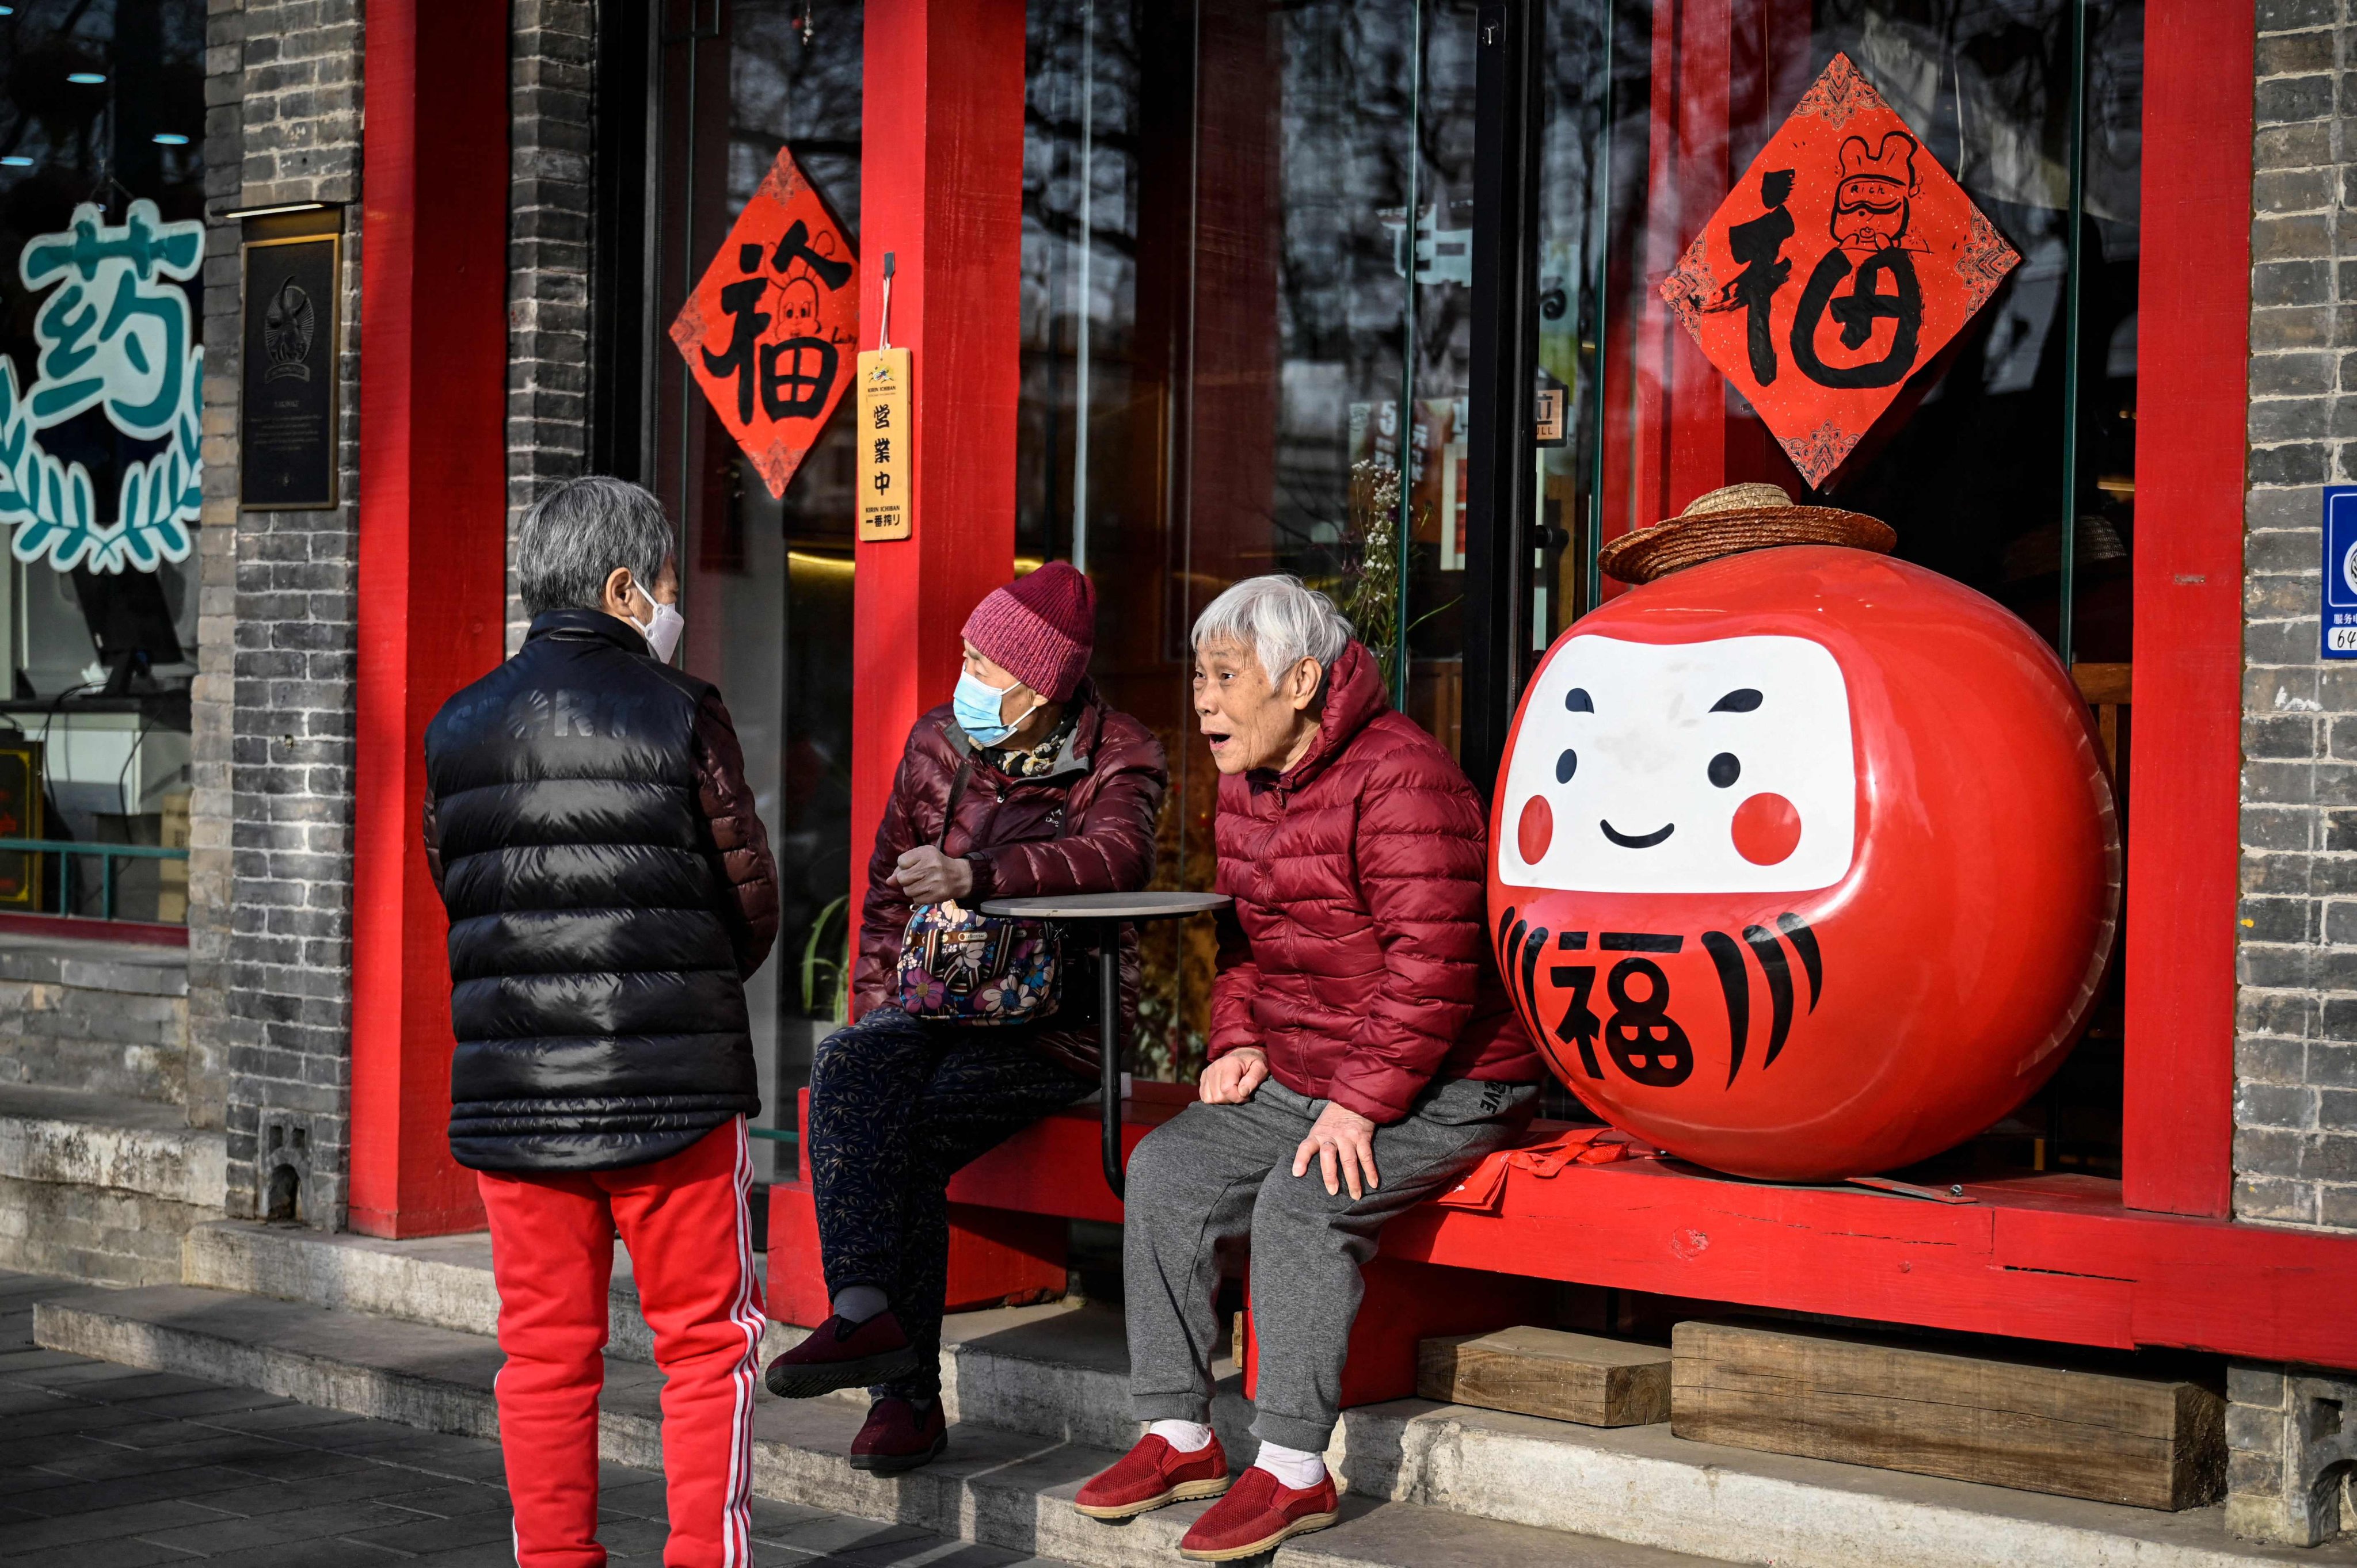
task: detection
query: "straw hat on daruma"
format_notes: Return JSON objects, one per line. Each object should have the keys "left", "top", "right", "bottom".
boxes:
{"left": 1597, "top": 482, "right": 1895, "bottom": 586}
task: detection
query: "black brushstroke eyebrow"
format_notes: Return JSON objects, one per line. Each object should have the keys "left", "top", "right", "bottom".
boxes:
{"left": 1710, "top": 688, "right": 1763, "bottom": 712}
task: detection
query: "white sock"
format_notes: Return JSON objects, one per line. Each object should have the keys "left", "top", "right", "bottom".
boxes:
{"left": 1148, "top": 1419, "right": 1214, "bottom": 1453}
{"left": 831, "top": 1285, "right": 889, "bottom": 1324}
{"left": 1251, "top": 1440, "right": 1326, "bottom": 1489}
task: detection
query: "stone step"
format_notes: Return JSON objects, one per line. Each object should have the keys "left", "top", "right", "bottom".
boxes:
{"left": 0, "top": 1085, "right": 224, "bottom": 1285}
{"left": 32, "top": 1283, "right": 1719, "bottom": 1568}
{"left": 183, "top": 1218, "right": 1138, "bottom": 1419}
{"left": 170, "top": 1221, "right": 2357, "bottom": 1568}
{"left": 45, "top": 1278, "right": 2357, "bottom": 1568}
{"left": 0, "top": 1085, "right": 219, "bottom": 1204}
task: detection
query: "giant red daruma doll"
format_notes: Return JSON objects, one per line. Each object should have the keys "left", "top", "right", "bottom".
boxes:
{"left": 1489, "top": 485, "right": 2120, "bottom": 1182}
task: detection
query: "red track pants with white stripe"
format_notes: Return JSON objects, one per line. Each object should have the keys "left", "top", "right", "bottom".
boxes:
{"left": 477, "top": 1117, "right": 764, "bottom": 1568}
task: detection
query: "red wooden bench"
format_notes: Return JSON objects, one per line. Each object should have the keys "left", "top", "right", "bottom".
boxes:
{"left": 765, "top": 1080, "right": 1545, "bottom": 1407}
{"left": 768, "top": 1073, "right": 2357, "bottom": 1395}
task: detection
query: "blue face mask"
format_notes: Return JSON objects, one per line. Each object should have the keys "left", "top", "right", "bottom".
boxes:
{"left": 954, "top": 669, "right": 1039, "bottom": 747}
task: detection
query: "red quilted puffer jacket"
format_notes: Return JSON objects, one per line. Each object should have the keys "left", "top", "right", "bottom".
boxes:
{"left": 852, "top": 682, "right": 1169, "bottom": 1075}
{"left": 1209, "top": 641, "right": 1539, "bottom": 1121}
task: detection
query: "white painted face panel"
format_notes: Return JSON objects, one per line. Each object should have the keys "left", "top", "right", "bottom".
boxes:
{"left": 1499, "top": 632, "right": 1857, "bottom": 894}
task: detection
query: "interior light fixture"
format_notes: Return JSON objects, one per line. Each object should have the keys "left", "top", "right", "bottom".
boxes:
{"left": 65, "top": 73, "right": 104, "bottom": 85}
{"left": 0, "top": 157, "right": 30, "bottom": 168}
{"left": 222, "top": 200, "right": 330, "bottom": 220}
{"left": 151, "top": 133, "right": 188, "bottom": 146}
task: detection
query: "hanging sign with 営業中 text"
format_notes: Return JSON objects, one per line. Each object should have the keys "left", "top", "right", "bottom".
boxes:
{"left": 856, "top": 347, "right": 911, "bottom": 541}
{"left": 1657, "top": 54, "right": 2020, "bottom": 488}
{"left": 670, "top": 147, "right": 857, "bottom": 498}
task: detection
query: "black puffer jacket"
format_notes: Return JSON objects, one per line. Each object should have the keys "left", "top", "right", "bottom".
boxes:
{"left": 422, "top": 610, "right": 780, "bottom": 1173}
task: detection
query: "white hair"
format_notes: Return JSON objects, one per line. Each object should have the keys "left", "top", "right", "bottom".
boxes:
{"left": 1191, "top": 575, "right": 1354, "bottom": 681}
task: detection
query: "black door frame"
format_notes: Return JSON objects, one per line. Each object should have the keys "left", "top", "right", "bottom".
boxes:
{"left": 1460, "top": 0, "right": 1545, "bottom": 796}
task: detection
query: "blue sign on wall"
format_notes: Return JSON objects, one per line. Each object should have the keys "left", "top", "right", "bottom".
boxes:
{"left": 2326, "top": 486, "right": 2357, "bottom": 659}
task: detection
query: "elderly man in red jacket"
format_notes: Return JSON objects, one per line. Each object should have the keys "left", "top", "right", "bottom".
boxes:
{"left": 1074, "top": 575, "right": 1541, "bottom": 1561}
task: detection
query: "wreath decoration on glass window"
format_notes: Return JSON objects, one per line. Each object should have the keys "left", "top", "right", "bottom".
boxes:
{"left": 0, "top": 199, "right": 205, "bottom": 575}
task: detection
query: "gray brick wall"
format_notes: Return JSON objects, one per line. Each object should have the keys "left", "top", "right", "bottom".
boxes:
{"left": 193, "top": 1, "right": 599, "bottom": 1226}
{"left": 508, "top": 0, "right": 597, "bottom": 648}
{"left": 0, "top": 951, "right": 189, "bottom": 1107}
{"left": 2238, "top": 0, "right": 2357, "bottom": 1235}
{"left": 197, "top": 0, "right": 365, "bottom": 1231}
{"left": 185, "top": 0, "right": 246, "bottom": 1139}
{"left": 2236, "top": 0, "right": 2357, "bottom": 1544}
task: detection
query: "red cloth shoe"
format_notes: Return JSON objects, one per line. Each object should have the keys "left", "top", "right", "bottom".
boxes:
{"left": 848, "top": 1395, "right": 946, "bottom": 1475}
{"left": 1073, "top": 1432, "right": 1232, "bottom": 1520}
{"left": 763, "top": 1311, "right": 924, "bottom": 1398}
{"left": 1176, "top": 1465, "right": 1339, "bottom": 1561}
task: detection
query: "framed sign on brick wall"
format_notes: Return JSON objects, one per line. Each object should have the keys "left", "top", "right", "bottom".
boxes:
{"left": 239, "top": 230, "right": 342, "bottom": 510}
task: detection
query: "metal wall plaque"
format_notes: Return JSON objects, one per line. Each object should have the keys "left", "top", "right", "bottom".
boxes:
{"left": 239, "top": 231, "right": 342, "bottom": 510}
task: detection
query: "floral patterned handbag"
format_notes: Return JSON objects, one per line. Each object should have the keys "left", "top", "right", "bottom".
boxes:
{"left": 894, "top": 762, "right": 1062, "bottom": 1025}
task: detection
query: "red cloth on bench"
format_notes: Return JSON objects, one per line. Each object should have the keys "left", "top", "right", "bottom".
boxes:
{"left": 1430, "top": 1126, "right": 1662, "bottom": 1212}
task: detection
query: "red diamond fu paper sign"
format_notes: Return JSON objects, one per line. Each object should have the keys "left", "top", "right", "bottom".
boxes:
{"left": 1658, "top": 54, "right": 2019, "bottom": 487}
{"left": 670, "top": 147, "right": 858, "bottom": 498}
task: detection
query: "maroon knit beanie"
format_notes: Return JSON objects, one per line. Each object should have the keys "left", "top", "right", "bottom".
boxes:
{"left": 961, "top": 561, "right": 1096, "bottom": 701}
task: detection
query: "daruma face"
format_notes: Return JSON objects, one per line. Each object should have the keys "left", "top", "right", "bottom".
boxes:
{"left": 1499, "top": 633, "right": 1857, "bottom": 895}
{"left": 1488, "top": 546, "right": 2121, "bottom": 1182}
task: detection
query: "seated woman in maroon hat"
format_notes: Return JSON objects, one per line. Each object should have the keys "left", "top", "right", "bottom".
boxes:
{"left": 763, "top": 562, "right": 1168, "bottom": 1476}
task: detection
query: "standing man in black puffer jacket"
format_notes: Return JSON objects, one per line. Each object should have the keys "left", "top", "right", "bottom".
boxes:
{"left": 422, "top": 475, "right": 779, "bottom": 1568}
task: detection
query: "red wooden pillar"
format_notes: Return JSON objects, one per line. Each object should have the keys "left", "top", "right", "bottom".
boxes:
{"left": 2120, "top": 0, "right": 2253, "bottom": 1218}
{"left": 346, "top": 0, "right": 510, "bottom": 1237}
{"left": 847, "top": 0, "right": 1026, "bottom": 963}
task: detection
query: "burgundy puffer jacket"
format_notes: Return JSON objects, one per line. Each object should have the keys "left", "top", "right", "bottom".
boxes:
{"left": 852, "top": 682, "right": 1168, "bottom": 1075}
{"left": 1208, "top": 642, "right": 1538, "bottom": 1121}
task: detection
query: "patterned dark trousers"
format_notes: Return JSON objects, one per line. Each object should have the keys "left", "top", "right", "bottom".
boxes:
{"left": 805, "top": 1005, "right": 1094, "bottom": 1399}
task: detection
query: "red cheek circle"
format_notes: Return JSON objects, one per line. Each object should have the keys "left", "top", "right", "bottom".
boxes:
{"left": 1516, "top": 793, "right": 1554, "bottom": 865}
{"left": 1731, "top": 792, "right": 1802, "bottom": 865}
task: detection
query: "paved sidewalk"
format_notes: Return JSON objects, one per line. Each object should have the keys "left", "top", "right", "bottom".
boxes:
{"left": 0, "top": 1268, "right": 1061, "bottom": 1566}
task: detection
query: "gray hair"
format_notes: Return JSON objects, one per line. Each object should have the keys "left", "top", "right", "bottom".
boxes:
{"left": 1190, "top": 574, "right": 1354, "bottom": 681}
{"left": 516, "top": 475, "right": 676, "bottom": 616}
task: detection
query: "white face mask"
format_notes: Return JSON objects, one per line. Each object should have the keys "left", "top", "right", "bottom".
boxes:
{"left": 628, "top": 577, "right": 684, "bottom": 662}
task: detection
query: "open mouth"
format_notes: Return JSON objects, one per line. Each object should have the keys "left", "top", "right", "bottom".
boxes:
{"left": 1202, "top": 730, "right": 1233, "bottom": 752}
{"left": 1600, "top": 819, "right": 1675, "bottom": 849}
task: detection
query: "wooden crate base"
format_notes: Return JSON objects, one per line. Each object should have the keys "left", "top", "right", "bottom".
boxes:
{"left": 1671, "top": 1319, "right": 2225, "bottom": 1510}
{"left": 1418, "top": 1325, "right": 1671, "bottom": 1427}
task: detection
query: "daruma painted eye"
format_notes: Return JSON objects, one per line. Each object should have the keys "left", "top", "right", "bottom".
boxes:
{"left": 1556, "top": 749, "right": 1578, "bottom": 783}
{"left": 1708, "top": 751, "right": 1740, "bottom": 788}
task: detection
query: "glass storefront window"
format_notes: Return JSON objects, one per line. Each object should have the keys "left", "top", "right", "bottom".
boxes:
{"left": 1536, "top": 0, "right": 2142, "bottom": 672}
{"left": 0, "top": 2, "right": 207, "bottom": 924}
{"left": 627, "top": 0, "right": 866, "bottom": 1177}
{"left": 615, "top": 0, "right": 2142, "bottom": 1152}
{"left": 1023, "top": 0, "right": 1485, "bottom": 1080}
{"left": 1527, "top": 0, "right": 2142, "bottom": 1171}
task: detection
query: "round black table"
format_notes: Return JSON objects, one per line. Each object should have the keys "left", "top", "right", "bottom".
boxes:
{"left": 979, "top": 891, "right": 1231, "bottom": 1199}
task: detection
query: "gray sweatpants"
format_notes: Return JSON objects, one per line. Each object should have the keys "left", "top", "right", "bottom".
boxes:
{"left": 1122, "top": 1074, "right": 1539, "bottom": 1453}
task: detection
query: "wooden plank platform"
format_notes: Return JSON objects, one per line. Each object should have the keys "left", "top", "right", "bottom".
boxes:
{"left": 1420, "top": 1326, "right": 1671, "bottom": 1426}
{"left": 1670, "top": 1319, "right": 2225, "bottom": 1511}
